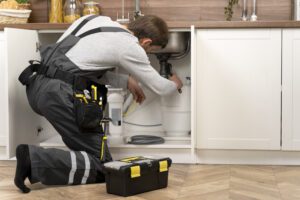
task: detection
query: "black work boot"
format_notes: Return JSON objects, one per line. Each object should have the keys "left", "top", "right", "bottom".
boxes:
{"left": 14, "top": 144, "right": 31, "bottom": 193}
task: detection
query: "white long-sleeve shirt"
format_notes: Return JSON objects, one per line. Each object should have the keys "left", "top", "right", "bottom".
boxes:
{"left": 58, "top": 15, "right": 177, "bottom": 96}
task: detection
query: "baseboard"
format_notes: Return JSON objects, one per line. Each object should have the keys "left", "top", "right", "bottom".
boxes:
{"left": 196, "top": 149, "right": 300, "bottom": 165}
{"left": 110, "top": 148, "right": 196, "bottom": 164}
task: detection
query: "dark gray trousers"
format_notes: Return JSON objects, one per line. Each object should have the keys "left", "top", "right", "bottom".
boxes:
{"left": 26, "top": 75, "right": 111, "bottom": 185}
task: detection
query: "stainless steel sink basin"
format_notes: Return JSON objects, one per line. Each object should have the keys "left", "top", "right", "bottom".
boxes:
{"left": 149, "top": 32, "right": 190, "bottom": 54}
{"left": 149, "top": 32, "right": 190, "bottom": 78}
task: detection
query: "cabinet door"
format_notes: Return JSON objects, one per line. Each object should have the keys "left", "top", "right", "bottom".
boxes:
{"left": 5, "top": 28, "right": 42, "bottom": 158}
{"left": 196, "top": 29, "right": 281, "bottom": 150}
{"left": 0, "top": 32, "right": 7, "bottom": 147}
{"left": 282, "top": 29, "right": 300, "bottom": 150}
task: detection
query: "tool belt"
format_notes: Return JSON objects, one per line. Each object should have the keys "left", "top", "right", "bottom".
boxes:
{"left": 19, "top": 60, "right": 76, "bottom": 86}
{"left": 19, "top": 60, "right": 107, "bottom": 134}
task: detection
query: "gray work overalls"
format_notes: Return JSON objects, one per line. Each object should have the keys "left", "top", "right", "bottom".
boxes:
{"left": 18, "top": 15, "right": 128, "bottom": 185}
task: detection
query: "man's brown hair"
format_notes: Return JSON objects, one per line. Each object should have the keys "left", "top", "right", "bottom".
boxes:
{"left": 127, "top": 15, "right": 169, "bottom": 48}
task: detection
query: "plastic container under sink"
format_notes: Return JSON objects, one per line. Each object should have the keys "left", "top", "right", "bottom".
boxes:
{"left": 161, "top": 84, "right": 191, "bottom": 136}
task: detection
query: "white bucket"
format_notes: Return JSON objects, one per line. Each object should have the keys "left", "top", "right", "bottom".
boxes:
{"left": 161, "top": 84, "right": 191, "bottom": 136}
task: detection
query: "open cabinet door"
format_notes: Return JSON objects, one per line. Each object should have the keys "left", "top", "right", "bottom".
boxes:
{"left": 190, "top": 25, "right": 196, "bottom": 151}
{"left": 0, "top": 32, "right": 6, "bottom": 149}
{"left": 5, "top": 28, "right": 42, "bottom": 158}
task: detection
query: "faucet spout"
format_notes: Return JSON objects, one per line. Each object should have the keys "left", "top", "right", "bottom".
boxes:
{"left": 250, "top": 0, "right": 257, "bottom": 21}
{"left": 134, "top": 0, "right": 143, "bottom": 19}
{"left": 241, "top": 0, "right": 248, "bottom": 21}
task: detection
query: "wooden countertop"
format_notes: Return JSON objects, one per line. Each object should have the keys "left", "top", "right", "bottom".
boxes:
{"left": 0, "top": 23, "right": 71, "bottom": 31}
{"left": 1, "top": 21, "right": 300, "bottom": 31}
{"left": 170, "top": 21, "right": 300, "bottom": 28}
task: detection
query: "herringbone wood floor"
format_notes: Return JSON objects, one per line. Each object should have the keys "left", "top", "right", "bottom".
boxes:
{"left": 1, "top": 161, "right": 300, "bottom": 200}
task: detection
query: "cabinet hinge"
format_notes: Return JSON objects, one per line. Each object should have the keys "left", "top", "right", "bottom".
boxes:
{"left": 36, "top": 42, "right": 41, "bottom": 52}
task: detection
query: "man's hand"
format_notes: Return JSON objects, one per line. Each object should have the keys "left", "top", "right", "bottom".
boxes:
{"left": 127, "top": 76, "right": 145, "bottom": 104}
{"left": 169, "top": 74, "right": 183, "bottom": 92}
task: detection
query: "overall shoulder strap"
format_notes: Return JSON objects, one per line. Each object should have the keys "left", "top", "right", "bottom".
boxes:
{"left": 78, "top": 27, "right": 130, "bottom": 38}
{"left": 70, "top": 15, "right": 99, "bottom": 36}
{"left": 70, "top": 15, "right": 130, "bottom": 38}
{"left": 41, "top": 15, "right": 99, "bottom": 66}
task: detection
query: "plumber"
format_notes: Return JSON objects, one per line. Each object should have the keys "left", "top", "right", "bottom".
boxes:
{"left": 16, "top": 14, "right": 182, "bottom": 193}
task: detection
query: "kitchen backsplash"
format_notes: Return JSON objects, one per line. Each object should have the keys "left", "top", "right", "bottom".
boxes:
{"left": 28, "top": 0, "right": 292, "bottom": 23}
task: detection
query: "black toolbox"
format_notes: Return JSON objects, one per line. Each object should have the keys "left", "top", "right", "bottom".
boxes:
{"left": 103, "top": 156, "right": 172, "bottom": 197}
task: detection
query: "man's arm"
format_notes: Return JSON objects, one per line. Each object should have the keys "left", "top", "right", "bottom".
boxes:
{"left": 97, "top": 71, "right": 146, "bottom": 104}
{"left": 97, "top": 71, "right": 129, "bottom": 89}
{"left": 119, "top": 43, "right": 179, "bottom": 96}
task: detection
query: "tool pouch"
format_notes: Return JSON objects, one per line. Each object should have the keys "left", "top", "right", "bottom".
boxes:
{"left": 74, "top": 99, "right": 103, "bottom": 133}
{"left": 73, "top": 77, "right": 107, "bottom": 133}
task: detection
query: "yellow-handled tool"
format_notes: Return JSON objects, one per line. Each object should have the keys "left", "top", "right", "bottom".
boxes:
{"left": 91, "top": 85, "right": 97, "bottom": 101}
{"left": 75, "top": 94, "right": 88, "bottom": 104}
{"left": 100, "top": 136, "right": 107, "bottom": 160}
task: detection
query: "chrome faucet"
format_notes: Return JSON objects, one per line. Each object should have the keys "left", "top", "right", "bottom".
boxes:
{"left": 250, "top": 0, "right": 257, "bottom": 21}
{"left": 134, "top": 0, "right": 143, "bottom": 19}
{"left": 241, "top": 0, "right": 248, "bottom": 21}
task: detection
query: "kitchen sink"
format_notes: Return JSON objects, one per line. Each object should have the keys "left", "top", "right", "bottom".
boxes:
{"left": 149, "top": 32, "right": 190, "bottom": 54}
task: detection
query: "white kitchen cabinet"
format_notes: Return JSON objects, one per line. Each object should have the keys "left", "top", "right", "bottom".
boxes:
{"left": 4, "top": 29, "right": 39, "bottom": 157}
{"left": 5, "top": 28, "right": 46, "bottom": 158}
{"left": 0, "top": 28, "right": 61, "bottom": 159}
{"left": 282, "top": 29, "right": 300, "bottom": 151}
{"left": 196, "top": 29, "right": 281, "bottom": 150}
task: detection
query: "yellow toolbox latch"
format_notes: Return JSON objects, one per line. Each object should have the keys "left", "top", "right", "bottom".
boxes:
{"left": 159, "top": 160, "right": 168, "bottom": 172}
{"left": 130, "top": 166, "right": 141, "bottom": 178}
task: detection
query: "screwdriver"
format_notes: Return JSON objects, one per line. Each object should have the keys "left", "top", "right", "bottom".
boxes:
{"left": 75, "top": 94, "right": 88, "bottom": 104}
{"left": 91, "top": 85, "right": 97, "bottom": 101}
